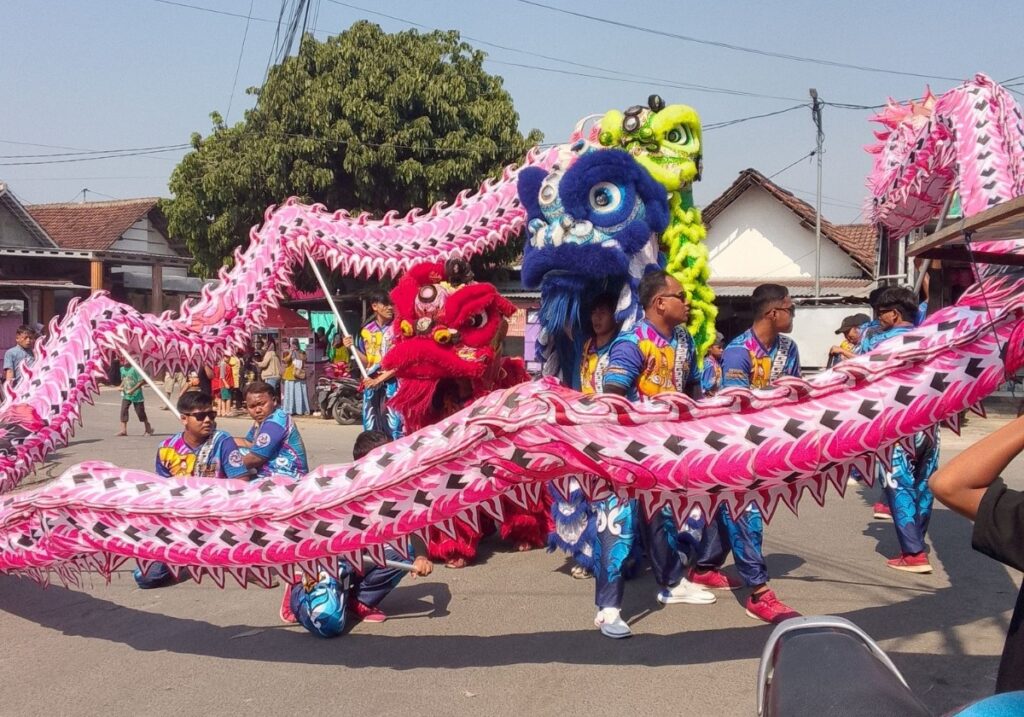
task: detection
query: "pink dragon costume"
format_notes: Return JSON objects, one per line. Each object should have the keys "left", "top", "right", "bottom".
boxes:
{"left": 0, "top": 75, "right": 1023, "bottom": 594}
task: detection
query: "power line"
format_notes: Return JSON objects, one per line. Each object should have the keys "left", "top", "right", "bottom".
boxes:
{"left": 0, "top": 143, "right": 190, "bottom": 159}
{"left": 768, "top": 150, "right": 816, "bottom": 179}
{"left": 0, "top": 146, "right": 190, "bottom": 167}
{"left": 225, "top": 0, "right": 256, "bottom": 123}
{"left": 704, "top": 104, "right": 809, "bottom": 130}
{"left": 514, "top": 0, "right": 964, "bottom": 83}
{"left": 325, "top": 0, "right": 803, "bottom": 103}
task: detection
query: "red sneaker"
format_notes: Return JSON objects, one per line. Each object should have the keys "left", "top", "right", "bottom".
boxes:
{"left": 279, "top": 583, "right": 297, "bottom": 624}
{"left": 872, "top": 502, "right": 892, "bottom": 520}
{"left": 689, "top": 568, "right": 742, "bottom": 590}
{"left": 745, "top": 589, "right": 801, "bottom": 624}
{"left": 886, "top": 553, "right": 932, "bottom": 574}
{"left": 348, "top": 600, "right": 387, "bottom": 623}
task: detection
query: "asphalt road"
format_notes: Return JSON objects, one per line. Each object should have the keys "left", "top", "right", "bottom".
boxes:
{"left": 1, "top": 388, "right": 1021, "bottom": 716}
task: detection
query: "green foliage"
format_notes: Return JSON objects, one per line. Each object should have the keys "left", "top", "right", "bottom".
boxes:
{"left": 165, "top": 21, "right": 543, "bottom": 276}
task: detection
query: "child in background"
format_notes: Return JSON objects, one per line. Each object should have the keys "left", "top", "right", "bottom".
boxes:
{"left": 117, "top": 363, "right": 154, "bottom": 437}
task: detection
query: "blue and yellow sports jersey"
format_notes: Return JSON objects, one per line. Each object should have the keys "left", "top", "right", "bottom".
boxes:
{"left": 603, "top": 319, "right": 699, "bottom": 401}
{"left": 155, "top": 430, "right": 248, "bottom": 479}
{"left": 579, "top": 338, "right": 613, "bottom": 395}
{"left": 721, "top": 328, "right": 801, "bottom": 390}
{"left": 245, "top": 407, "right": 309, "bottom": 479}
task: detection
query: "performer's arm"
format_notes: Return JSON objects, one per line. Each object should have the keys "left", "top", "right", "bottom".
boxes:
{"left": 720, "top": 345, "right": 751, "bottom": 389}
{"left": 601, "top": 340, "right": 641, "bottom": 397}
{"left": 931, "top": 414, "right": 1024, "bottom": 520}
{"left": 243, "top": 420, "right": 286, "bottom": 470}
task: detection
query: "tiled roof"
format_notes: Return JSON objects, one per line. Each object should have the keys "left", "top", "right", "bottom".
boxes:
{"left": 702, "top": 168, "right": 877, "bottom": 275}
{"left": 710, "top": 277, "right": 874, "bottom": 298}
{"left": 25, "top": 198, "right": 161, "bottom": 251}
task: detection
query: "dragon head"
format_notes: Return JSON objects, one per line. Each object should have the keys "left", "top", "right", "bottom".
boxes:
{"left": 518, "top": 142, "right": 669, "bottom": 386}
{"left": 597, "top": 94, "right": 702, "bottom": 193}
{"left": 383, "top": 259, "right": 519, "bottom": 431}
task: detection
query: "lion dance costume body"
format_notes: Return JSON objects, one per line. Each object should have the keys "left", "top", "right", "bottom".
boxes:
{"left": 383, "top": 260, "right": 549, "bottom": 565}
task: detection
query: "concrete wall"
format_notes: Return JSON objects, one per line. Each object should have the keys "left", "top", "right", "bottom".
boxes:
{"left": 110, "top": 217, "right": 179, "bottom": 257}
{"left": 0, "top": 204, "right": 45, "bottom": 248}
{"left": 705, "top": 186, "right": 862, "bottom": 279}
{"left": 787, "top": 304, "right": 872, "bottom": 371}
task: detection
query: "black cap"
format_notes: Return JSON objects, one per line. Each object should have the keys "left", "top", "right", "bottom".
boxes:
{"left": 835, "top": 313, "right": 871, "bottom": 334}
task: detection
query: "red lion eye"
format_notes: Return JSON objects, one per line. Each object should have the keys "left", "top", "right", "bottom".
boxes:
{"left": 466, "top": 310, "right": 488, "bottom": 329}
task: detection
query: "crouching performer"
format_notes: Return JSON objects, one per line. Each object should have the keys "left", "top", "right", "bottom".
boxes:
{"left": 285, "top": 431, "right": 433, "bottom": 637}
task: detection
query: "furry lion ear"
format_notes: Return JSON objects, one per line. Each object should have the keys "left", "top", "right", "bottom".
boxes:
{"left": 444, "top": 258, "right": 474, "bottom": 286}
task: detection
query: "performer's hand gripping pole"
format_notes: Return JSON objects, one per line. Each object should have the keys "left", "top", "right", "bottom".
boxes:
{"left": 115, "top": 342, "right": 180, "bottom": 419}
{"left": 307, "top": 257, "right": 370, "bottom": 381}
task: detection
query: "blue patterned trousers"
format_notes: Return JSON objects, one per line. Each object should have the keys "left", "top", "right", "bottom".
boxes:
{"left": 592, "top": 497, "right": 702, "bottom": 609}
{"left": 880, "top": 431, "right": 939, "bottom": 555}
{"left": 696, "top": 504, "right": 768, "bottom": 587}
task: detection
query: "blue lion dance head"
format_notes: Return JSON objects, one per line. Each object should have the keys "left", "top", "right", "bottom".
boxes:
{"left": 518, "top": 143, "right": 669, "bottom": 387}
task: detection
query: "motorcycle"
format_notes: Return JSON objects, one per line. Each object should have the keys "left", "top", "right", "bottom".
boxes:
{"left": 316, "top": 364, "right": 362, "bottom": 425}
{"left": 757, "top": 615, "right": 1024, "bottom": 716}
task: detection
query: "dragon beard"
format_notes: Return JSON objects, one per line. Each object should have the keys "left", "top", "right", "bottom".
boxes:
{"left": 537, "top": 272, "right": 591, "bottom": 390}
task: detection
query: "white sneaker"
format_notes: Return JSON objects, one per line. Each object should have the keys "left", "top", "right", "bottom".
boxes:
{"left": 594, "top": 607, "right": 632, "bottom": 639}
{"left": 657, "top": 577, "right": 717, "bottom": 605}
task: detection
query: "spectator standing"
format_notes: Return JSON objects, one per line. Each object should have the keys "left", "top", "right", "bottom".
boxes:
{"left": 827, "top": 312, "right": 871, "bottom": 367}
{"left": 256, "top": 339, "right": 283, "bottom": 394}
{"left": 700, "top": 332, "right": 726, "bottom": 396}
{"left": 3, "top": 325, "right": 37, "bottom": 386}
{"left": 282, "top": 340, "right": 309, "bottom": 415}
{"left": 161, "top": 371, "right": 187, "bottom": 410}
{"left": 117, "top": 363, "right": 154, "bottom": 437}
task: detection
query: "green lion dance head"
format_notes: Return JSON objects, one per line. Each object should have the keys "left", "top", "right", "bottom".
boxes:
{"left": 596, "top": 94, "right": 717, "bottom": 364}
{"left": 597, "top": 94, "right": 702, "bottom": 192}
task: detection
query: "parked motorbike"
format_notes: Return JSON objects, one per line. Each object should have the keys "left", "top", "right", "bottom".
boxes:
{"left": 757, "top": 615, "right": 1024, "bottom": 716}
{"left": 316, "top": 364, "right": 362, "bottom": 425}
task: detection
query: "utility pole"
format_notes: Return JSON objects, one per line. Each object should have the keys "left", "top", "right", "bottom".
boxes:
{"left": 810, "top": 89, "right": 824, "bottom": 298}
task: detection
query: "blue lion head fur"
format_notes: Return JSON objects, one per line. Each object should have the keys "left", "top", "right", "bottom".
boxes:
{"left": 518, "top": 144, "right": 669, "bottom": 386}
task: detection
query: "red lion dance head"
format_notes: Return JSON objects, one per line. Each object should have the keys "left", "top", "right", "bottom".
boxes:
{"left": 382, "top": 259, "right": 529, "bottom": 432}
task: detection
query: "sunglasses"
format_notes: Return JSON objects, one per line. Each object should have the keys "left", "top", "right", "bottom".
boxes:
{"left": 658, "top": 291, "right": 688, "bottom": 302}
{"left": 183, "top": 410, "right": 217, "bottom": 422}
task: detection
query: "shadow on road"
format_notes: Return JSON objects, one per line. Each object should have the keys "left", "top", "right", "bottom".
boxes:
{"left": 0, "top": 497, "right": 1016, "bottom": 713}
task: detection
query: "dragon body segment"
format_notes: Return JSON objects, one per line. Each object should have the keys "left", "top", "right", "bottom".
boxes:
{"left": 2, "top": 77, "right": 1024, "bottom": 588}
{"left": 0, "top": 148, "right": 559, "bottom": 492}
{"left": 868, "top": 73, "right": 1024, "bottom": 241}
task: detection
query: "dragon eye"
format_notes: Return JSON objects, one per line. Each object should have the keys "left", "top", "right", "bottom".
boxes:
{"left": 588, "top": 182, "right": 623, "bottom": 213}
{"left": 539, "top": 181, "right": 558, "bottom": 206}
{"left": 466, "top": 310, "right": 488, "bottom": 329}
{"left": 666, "top": 125, "right": 690, "bottom": 144}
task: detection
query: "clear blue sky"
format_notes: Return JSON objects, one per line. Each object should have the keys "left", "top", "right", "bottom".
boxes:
{"left": 3, "top": 0, "right": 1022, "bottom": 223}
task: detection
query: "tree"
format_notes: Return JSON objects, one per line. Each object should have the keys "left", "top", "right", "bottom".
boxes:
{"left": 164, "top": 21, "right": 543, "bottom": 277}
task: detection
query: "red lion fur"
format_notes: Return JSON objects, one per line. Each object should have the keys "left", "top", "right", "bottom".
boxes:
{"left": 381, "top": 261, "right": 548, "bottom": 562}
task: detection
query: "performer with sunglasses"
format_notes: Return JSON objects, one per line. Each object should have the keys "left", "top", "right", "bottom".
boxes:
{"left": 135, "top": 391, "right": 250, "bottom": 588}
{"left": 593, "top": 270, "right": 716, "bottom": 638}
{"left": 691, "top": 283, "right": 802, "bottom": 624}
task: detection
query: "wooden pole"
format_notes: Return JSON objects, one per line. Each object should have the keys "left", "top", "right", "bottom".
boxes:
{"left": 307, "top": 258, "right": 369, "bottom": 380}
{"left": 116, "top": 343, "right": 180, "bottom": 418}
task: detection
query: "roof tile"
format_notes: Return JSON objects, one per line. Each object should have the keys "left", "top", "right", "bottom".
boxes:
{"left": 25, "top": 198, "right": 160, "bottom": 251}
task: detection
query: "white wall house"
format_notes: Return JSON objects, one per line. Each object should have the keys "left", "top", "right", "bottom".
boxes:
{"left": 701, "top": 169, "right": 878, "bottom": 369}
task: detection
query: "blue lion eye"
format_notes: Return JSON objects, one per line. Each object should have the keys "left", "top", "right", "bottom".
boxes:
{"left": 589, "top": 182, "right": 623, "bottom": 212}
